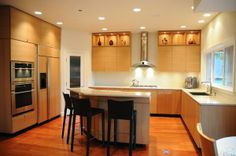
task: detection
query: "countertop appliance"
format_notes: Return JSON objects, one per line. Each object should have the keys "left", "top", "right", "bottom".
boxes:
{"left": 185, "top": 77, "right": 198, "bottom": 89}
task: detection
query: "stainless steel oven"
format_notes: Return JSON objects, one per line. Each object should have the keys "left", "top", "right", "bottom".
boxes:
{"left": 11, "top": 61, "right": 34, "bottom": 82}
{"left": 11, "top": 81, "right": 35, "bottom": 116}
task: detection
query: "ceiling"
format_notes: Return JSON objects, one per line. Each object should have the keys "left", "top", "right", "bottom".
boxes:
{"left": 0, "top": 0, "right": 220, "bottom": 32}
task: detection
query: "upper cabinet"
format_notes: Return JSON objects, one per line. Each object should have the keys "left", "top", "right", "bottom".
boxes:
{"left": 6, "top": 7, "right": 61, "bottom": 49}
{"left": 92, "top": 32, "right": 131, "bottom": 72}
{"left": 92, "top": 32, "right": 131, "bottom": 47}
{"left": 158, "top": 30, "right": 201, "bottom": 46}
{"left": 157, "top": 30, "right": 201, "bottom": 72}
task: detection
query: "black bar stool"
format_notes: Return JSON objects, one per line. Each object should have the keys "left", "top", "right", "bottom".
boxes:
{"left": 62, "top": 93, "right": 74, "bottom": 144}
{"left": 107, "top": 99, "right": 137, "bottom": 156}
{"left": 70, "top": 97, "right": 105, "bottom": 156}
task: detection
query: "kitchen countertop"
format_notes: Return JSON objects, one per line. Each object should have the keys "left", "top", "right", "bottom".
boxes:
{"left": 90, "top": 86, "right": 236, "bottom": 106}
{"left": 69, "top": 87, "right": 151, "bottom": 98}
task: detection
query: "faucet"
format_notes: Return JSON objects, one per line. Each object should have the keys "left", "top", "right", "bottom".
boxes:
{"left": 131, "top": 79, "right": 139, "bottom": 87}
{"left": 201, "top": 81, "right": 212, "bottom": 95}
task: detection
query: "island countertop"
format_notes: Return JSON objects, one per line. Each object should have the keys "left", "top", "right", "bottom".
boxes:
{"left": 69, "top": 87, "right": 151, "bottom": 98}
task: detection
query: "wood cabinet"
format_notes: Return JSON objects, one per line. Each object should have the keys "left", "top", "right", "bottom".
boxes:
{"left": 181, "top": 92, "right": 200, "bottom": 146}
{"left": 156, "top": 90, "right": 181, "bottom": 115}
{"left": 157, "top": 30, "right": 201, "bottom": 72}
{"left": 12, "top": 110, "right": 37, "bottom": 133}
{"left": 38, "top": 56, "right": 61, "bottom": 122}
{"left": 92, "top": 32, "right": 131, "bottom": 72}
{"left": 11, "top": 7, "right": 40, "bottom": 44}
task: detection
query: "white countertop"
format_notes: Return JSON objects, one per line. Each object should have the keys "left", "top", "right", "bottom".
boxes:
{"left": 217, "top": 136, "right": 236, "bottom": 155}
{"left": 90, "top": 86, "right": 236, "bottom": 106}
{"left": 69, "top": 87, "right": 151, "bottom": 98}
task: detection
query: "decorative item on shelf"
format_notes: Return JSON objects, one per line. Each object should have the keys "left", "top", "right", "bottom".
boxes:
{"left": 121, "top": 39, "right": 127, "bottom": 46}
{"left": 109, "top": 40, "right": 114, "bottom": 46}
{"left": 98, "top": 37, "right": 102, "bottom": 46}
{"left": 162, "top": 37, "right": 168, "bottom": 45}
{"left": 188, "top": 38, "right": 196, "bottom": 44}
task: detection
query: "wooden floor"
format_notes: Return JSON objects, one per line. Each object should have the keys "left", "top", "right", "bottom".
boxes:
{"left": 0, "top": 116, "right": 201, "bottom": 156}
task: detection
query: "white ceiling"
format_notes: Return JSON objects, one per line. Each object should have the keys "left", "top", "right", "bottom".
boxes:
{"left": 0, "top": 0, "right": 220, "bottom": 32}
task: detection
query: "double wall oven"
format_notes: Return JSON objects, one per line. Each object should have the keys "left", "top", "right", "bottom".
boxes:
{"left": 11, "top": 61, "right": 36, "bottom": 116}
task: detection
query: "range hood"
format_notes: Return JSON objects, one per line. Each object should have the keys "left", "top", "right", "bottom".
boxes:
{"left": 132, "top": 32, "right": 155, "bottom": 68}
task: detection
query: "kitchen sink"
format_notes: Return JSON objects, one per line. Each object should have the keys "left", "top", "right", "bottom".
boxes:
{"left": 189, "top": 92, "right": 210, "bottom": 96}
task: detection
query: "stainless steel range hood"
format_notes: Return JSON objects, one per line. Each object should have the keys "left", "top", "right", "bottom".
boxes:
{"left": 132, "top": 32, "right": 155, "bottom": 68}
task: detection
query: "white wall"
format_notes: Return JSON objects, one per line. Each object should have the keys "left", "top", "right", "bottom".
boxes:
{"left": 201, "top": 12, "right": 236, "bottom": 97}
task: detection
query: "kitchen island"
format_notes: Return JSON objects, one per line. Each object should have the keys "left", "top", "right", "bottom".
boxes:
{"left": 69, "top": 88, "right": 151, "bottom": 145}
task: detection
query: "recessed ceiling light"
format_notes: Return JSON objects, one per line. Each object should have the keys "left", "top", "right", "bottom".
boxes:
{"left": 140, "top": 26, "right": 146, "bottom": 30}
{"left": 133, "top": 8, "right": 141, "bottom": 12}
{"left": 102, "top": 28, "right": 108, "bottom": 31}
{"left": 203, "top": 13, "right": 211, "bottom": 17}
{"left": 98, "top": 16, "right": 105, "bottom": 20}
{"left": 180, "top": 25, "right": 187, "bottom": 28}
{"left": 198, "top": 20, "right": 205, "bottom": 23}
{"left": 34, "top": 11, "right": 42, "bottom": 15}
{"left": 191, "top": 6, "right": 194, "bottom": 10}
{"left": 56, "top": 22, "right": 63, "bottom": 25}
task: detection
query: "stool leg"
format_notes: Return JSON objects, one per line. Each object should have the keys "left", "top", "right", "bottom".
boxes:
{"left": 129, "top": 119, "right": 133, "bottom": 156}
{"left": 114, "top": 119, "right": 117, "bottom": 146}
{"left": 102, "top": 112, "right": 105, "bottom": 145}
{"left": 61, "top": 107, "right": 67, "bottom": 138}
{"left": 107, "top": 117, "right": 111, "bottom": 156}
{"left": 133, "top": 112, "right": 137, "bottom": 149}
{"left": 67, "top": 109, "right": 73, "bottom": 144}
{"left": 80, "top": 116, "right": 83, "bottom": 135}
{"left": 86, "top": 117, "right": 91, "bottom": 156}
{"left": 71, "top": 113, "right": 76, "bottom": 152}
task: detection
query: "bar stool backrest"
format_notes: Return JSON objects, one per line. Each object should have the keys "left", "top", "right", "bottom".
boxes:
{"left": 63, "top": 93, "right": 73, "bottom": 109}
{"left": 71, "top": 97, "right": 91, "bottom": 116}
{"left": 108, "top": 100, "right": 134, "bottom": 120}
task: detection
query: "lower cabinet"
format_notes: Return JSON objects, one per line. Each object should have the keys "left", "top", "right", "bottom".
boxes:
{"left": 181, "top": 92, "right": 200, "bottom": 147}
{"left": 12, "top": 111, "right": 37, "bottom": 133}
{"left": 156, "top": 90, "right": 181, "bottom": 115}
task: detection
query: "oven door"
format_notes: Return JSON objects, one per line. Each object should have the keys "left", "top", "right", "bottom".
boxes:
{"left": 11, "top": 82, "right": 35, "bottom": 116}
{"left": 11, "top": 61, "right": 34, "bottom": 82}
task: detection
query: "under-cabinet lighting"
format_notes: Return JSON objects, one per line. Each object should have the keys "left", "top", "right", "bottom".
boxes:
{"left": 34, "top": 11, "right": 42, "bottom": 15}
{"left": 133, "top": 8, "right": 141, "bottom": 12}
{"left": 180, "top": 25, "right": 186, "bottom": 28}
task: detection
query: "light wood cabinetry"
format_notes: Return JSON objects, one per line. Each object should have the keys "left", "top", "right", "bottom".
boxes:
{"left": 157, "top": 30, "right": 201, "bottom": 72}
{"left": 11, "top": 39, "right": 37, "bottom": 62}
{"left": 92, "top": 32, "right": 131, "bottom": 72}
{"left": 156, "top": 90, "right": 181, "bottom": 115}
{"left": 181, "top": 92, "right": 200, "bottom": 147}
{"left": 12, "top": 111, "right": 37, "bottom": 133}
{"left": 11, "top": 7, "right": 40, "bottom": 44}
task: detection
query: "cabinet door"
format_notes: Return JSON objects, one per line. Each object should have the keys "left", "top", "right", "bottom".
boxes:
{"left": 11, "top": 39, "right": 36, "bottom": 62}
{"left": 156, "top": 90, "right": 181, "bottom": 114}
{"left": 103, "top": 47, "right": 116, "bottom": 71}
{"left": 157, "top": 46, "right": 172, "bottom": 71}
{"left": 172, "top": 46, "right": 186, "bottom": 72}
{"left": 11, "top": 8, "right": 28, "bottom": 42}
{"left": 38, "top": 56, "right": 48, "bottom": 123}
{"left": 186, "top": 46, "right": 200, "bottom": 72}
{"left": 116, "top": 47, "right": 131, "bottom": 71}
{"left": 92, "top": 47, "right": 105, "bottom": 71}
{"left": 40, "top": 21, "right": 61, "bottom": 48}
{"left": 48, "top": 57, "right": 61, "bottom": 119}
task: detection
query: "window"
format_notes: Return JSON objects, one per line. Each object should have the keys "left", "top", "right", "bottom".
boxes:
{"left": 205, "top": 39, "right": 235, "bottom": 92}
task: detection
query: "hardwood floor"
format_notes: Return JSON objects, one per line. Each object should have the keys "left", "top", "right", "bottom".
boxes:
{"left": 0, "top": 116, "right": 201, "bottom": 156}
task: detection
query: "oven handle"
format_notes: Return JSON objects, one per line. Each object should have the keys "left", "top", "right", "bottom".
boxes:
{"left": 11, "top": 89, "right": 35, "bottom": 95}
